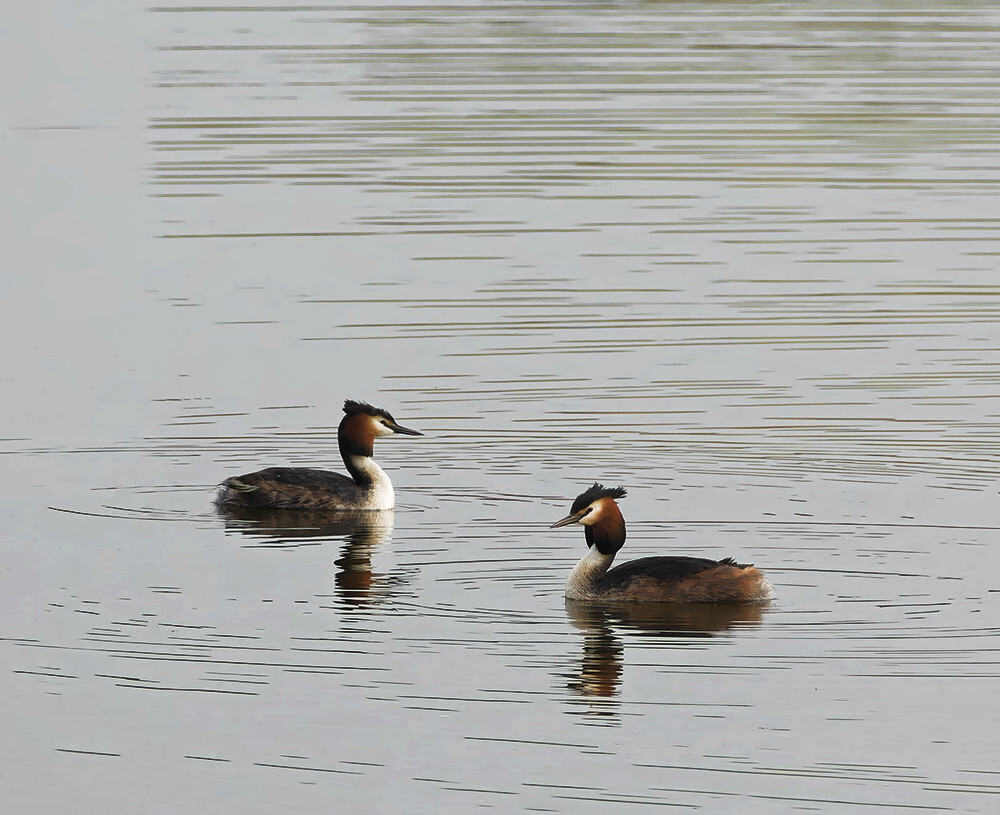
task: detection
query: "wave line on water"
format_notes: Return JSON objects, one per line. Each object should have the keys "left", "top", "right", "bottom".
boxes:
{"left": 47, "top": 505, "right": 211, "bottom": 523}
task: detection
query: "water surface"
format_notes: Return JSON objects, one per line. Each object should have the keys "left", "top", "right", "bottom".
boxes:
{"left": 4, "top": 2, "right": 1000, "bottom": 812}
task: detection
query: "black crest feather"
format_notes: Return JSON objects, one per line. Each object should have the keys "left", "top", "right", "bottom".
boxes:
{"left": 343, "top": 399, "right": 395, "bottom": 423}
{"left": 570, "top": 482, "right": 627, "bottom": 514}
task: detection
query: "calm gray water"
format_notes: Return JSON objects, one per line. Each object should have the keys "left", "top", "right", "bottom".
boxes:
{"left": 4, "top": 1, "right": 1000, "bottom": 812}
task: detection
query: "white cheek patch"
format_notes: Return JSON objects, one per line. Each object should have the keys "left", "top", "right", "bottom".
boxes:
{"left": 579, "top": 501, "right": 606, "bottom": 526}
{"left": 371, "top": 417, "right": 395, "bottom": 437}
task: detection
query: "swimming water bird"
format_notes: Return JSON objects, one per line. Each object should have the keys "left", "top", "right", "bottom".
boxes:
{"left": 216, "top": 400, "right": 422, "bottom": 511}
{"left": 551, "top": 483, "right": 773, "bottom": 603}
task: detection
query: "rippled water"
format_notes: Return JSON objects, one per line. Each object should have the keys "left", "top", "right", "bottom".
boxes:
{"left": 4, "top": 1, "right": 1000, "bottom": 812}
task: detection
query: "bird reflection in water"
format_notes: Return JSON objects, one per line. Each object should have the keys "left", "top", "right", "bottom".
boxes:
{"left": 563, "top": 600, "right": 768, "bottom": 720}
{"left": 220, "top": 507, "right": 399, "bottom": 607}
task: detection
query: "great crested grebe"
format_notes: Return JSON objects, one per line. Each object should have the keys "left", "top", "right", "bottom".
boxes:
{"left": 551, "top": 483, "right": 773, "bottom": 604}
{"left": 216, "top": 399, "right": 421, "bottom": 511}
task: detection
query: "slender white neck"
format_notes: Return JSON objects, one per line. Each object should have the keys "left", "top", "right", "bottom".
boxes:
{"left": 345, "top": 454, "right": 395, "bottom": 510}
{"left": 565, "top": 546, "right": 617, "bottom": 600}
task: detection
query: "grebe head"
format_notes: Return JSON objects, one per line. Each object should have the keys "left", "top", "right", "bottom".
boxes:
{"left": 551, "top": 483, "right": 627, "bottom": 555}
{"left": 339, "top": 399, "right": 422, "bottom": 456}
{"left": 343, "top": 399, "right": 422, "bottom": 438}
